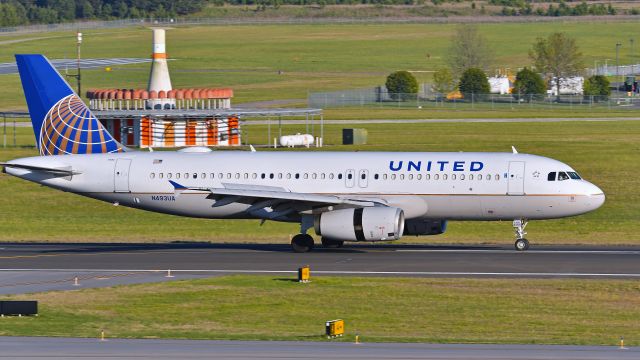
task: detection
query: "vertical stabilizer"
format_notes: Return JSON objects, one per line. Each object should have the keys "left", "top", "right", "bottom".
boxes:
{"left": 15, "top": 54, "right": 124, "bottom": 155}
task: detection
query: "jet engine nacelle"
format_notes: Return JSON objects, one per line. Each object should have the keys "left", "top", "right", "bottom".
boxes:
{"left": 314, "top": 207, "right": 405, "bottom": 242}
{"left": 403, "top": 219, "right": 447, "bottom": 236}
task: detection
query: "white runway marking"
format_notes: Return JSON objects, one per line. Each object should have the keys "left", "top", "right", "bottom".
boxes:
{"left": 1, "top": 269, "right": 639, "bottom": 278}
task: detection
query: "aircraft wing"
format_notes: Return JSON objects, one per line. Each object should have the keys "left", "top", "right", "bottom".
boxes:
{"left": 0, "top": 163, "right": 79, "bottom": 176}
{"left": 169, "top": 180, "right": 383, "bottom": 219}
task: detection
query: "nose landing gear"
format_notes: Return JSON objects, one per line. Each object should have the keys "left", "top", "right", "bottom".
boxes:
{"left": 513, "top": 219, "right": 530, "bottom": 251}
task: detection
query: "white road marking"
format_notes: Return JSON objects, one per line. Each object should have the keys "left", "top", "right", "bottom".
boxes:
{"left": 0, "top": 269, "right": 639, "bottom": 278}
{"left": 395, "top": 249, "right": 640, "bottom": 255}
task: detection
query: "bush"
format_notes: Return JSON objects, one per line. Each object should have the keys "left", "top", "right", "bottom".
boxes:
{"left": 458, "top": 68, "right": 490, "bottom": 97}
{"left": 583, "top": 75, "right": 611, "bottom": 101}
{"left": 513, "top": 67, "right": 545, "bottom": 101}
{"left": 385, "top": 70, "right": 418, "bottom": 101}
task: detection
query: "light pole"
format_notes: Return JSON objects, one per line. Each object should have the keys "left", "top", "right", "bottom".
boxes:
{"left": 66, "top": 32, "right": 83, "bottom": 96}
{"left": 616, "top": 42, "right": 622, "bottom": 83}
{"left": 630, "top": 38, "right": 635, "bottom": 76}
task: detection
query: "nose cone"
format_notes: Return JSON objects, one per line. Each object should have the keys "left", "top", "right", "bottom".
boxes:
{"left": 585, "top": 182, "right": 605, "bottom": 211}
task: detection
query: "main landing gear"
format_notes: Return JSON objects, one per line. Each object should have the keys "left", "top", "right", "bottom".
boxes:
{"left": 513, "top": 219, "right": 530, "bottom": 251}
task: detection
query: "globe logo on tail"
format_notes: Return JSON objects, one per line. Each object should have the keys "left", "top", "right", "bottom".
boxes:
{"left": 40, "top": 94, "right": 123, "bottom": 156}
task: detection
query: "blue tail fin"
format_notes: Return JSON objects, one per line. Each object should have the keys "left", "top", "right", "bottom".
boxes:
{"left": 15, "top": 54, "right": 124, "bottom": 156}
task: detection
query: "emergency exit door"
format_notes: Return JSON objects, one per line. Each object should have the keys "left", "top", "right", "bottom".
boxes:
{"left": 507, "top": 161, "right": 525, "bottom": 195}
{"left": 114, "top": 159, "right": 132, "bottom": 193}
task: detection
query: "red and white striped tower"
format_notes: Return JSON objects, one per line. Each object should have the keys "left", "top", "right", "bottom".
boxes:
{"left": 147, "top": 28, "right": 175, "bottom": 109}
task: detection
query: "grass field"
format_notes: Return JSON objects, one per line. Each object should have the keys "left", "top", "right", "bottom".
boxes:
{"left": 2, "top": 21, "right": 640, "bottom": 114}
{"left": 0, "top": 275, "right": 638, "bottom": 345}
{"left": 1, "top": 119, "right": 638, "bottom": 245}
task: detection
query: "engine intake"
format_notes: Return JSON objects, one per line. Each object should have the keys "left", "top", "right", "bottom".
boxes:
{"left": 314, "top": 207, "right": 405, "bottom": 242}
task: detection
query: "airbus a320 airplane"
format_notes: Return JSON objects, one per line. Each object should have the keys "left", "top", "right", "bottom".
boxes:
{"left": 2, "top": 55, "right": 605, "bottom": 252}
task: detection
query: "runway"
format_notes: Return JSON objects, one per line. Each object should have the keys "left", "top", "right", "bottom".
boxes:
{"left": 0, "top": 337, "right": 636, "bottom": 360}
{"left": 1, "top": 243, "right": 639, "bottom": 294}
{"left": 0, "top": 58, "right": 151, "bottom": 75}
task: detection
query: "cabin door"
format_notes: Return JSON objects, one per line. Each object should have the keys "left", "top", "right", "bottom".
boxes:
{"left": 507, "top": 161, "right": 525, "bottom": 195}
{"left": 114, "top": 159, "right": 132, "bottom": 193}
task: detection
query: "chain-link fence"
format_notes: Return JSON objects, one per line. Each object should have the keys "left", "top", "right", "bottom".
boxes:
{"left": 308, "top": 89, "right": 639, "bottom": 110}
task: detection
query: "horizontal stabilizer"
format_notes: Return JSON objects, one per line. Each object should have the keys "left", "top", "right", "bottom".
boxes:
{"left": 0, "top": 163, "right": 79, "bottom": 176}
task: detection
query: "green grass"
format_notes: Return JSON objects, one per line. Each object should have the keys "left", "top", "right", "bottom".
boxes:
{"left": 2, "top": 21, "right": 640, "bottom": 114}
{"left": 0, "top": 275, "right": 638, "bottom": 344}
{"left": 1, "top": 119, "right": 638, "bottom": 245}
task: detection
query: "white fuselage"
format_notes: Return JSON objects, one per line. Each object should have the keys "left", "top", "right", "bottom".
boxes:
{"left": 5, "top": 151, "right": 605, "bottom": 223}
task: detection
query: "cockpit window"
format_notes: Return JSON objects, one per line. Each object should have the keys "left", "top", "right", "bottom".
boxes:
{"left": 557, "top": 172, "right": 570, "bottom": 181}
{"left": 547, "top": 172, "right": 556, "bottom": 181}
{"left": 568, "top": 172, "right": 581, "bottom": 180}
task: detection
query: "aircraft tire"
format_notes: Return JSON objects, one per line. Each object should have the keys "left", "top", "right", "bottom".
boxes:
{"left": 515, "top": 238, "right": 530, "bottom": 251}
{"left": 321, "top": 237, "right": 344, "bottom": 249}
{"left": 291, "top": 234, "right": 314, "bottom": 253}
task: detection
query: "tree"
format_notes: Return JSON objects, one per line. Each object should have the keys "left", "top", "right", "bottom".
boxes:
{"left": 432, "top": 68, "right": 455, "bottom": 95}
{"left": 513, "top": 67, "right": 546, "bottom": 101}
{"left": 458, "top": 68, "right": 490, "bottom": 97}
{"left": 583, "top": 75, "right": 611, "bottom": 101}
{"left": 529, "top": 32, "right": 584, "bottom": 101}
{"left": 385, "top": 71, "right": 418, "bottom": 101}
{"left": 446, "top": 25, "right": 493, "bottom": 77}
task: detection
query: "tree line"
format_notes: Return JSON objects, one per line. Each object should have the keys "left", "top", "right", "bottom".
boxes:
{"left": 386, "top": 26, "right": 611, "bottom": 101}
{"left": 0, "top": 0, "right": 207, "bottom": 27}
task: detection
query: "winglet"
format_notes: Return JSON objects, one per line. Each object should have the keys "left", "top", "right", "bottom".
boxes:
{"left": 511, "top": 146, "right": 518, "bottom": 154}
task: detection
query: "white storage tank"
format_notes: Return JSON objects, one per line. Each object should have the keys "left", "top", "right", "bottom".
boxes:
{"left": 279, "top": 133, "right": 314, "bottom": 147}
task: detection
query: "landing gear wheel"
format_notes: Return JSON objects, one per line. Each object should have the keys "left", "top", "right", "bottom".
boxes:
{"left": 291, "top": 234, "right": 314, "bottom": 253}
{"left": 515, "top": 238, "right": 530, "bottom": 251}
{"left": 321, "top": 237, "right": 344, "bottom": 249}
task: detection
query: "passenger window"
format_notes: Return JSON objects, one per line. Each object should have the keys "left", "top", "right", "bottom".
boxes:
{"left": 417, "top": 174, "right": 422, "bottom": 180}
{"left": 269, "top": 173, "right": 274, "bottom": 179}
{"left": 443, "top": 174, "right": 448, "bottom": 180}
{"left": 235, "top": 173, "right": 240, "bottom": 179}
{"left": 338, "top": 174, "right": 342, "bottom": 180}
{"left": 558, "top": 172, "right": 569, "bottom": 181}
{"left": 391, "top": 174, "right": 396, "bottom": 180}
{"left": 487, "top": 174, "right": 491, "bottom": 180}
{"left": 295, "top": 173, "right": 300, "bottom": 179}
{"left": 347, "top": 173, "right": 352, "bottom": 180}
{"left": 210, "top": 173, "right": 215, "bottom": 179}
{"left": 286, "top": 173, "right": 291, "bottom": 179}
{"left": 252, "top": 173, "right": 257, "bottom": 179}
{"left": 477, "top": 174, "right": 481, "bottom": 180}
{"left": 460, "top": 174, "right": 465, "bottom": 180}
{"left": 495, "top": 174, "right": 500, "bottom": 181}
{"left": 202, "top": 173, "right": 206, "bottom": 179}
{"left": 227, "top": 173, "right": 232, "bottom": 179}
{"left": 425, "top": 174, "right": 430, "bottom": 180}
{"left": 150, "top": 173, "right": 155, "bottom": 179}
{"left": 193, "top": 173, "right": 197, "bottom": 179}
{"left": 329, "top": 174, "right": 334, "bottom": 179}
{"left": 167, "top": 173, "right": 173, "bottom": 179}
{"left": 312, "top": 173, "right": 317, "bottom": 179}
{"left": 451, "top": 174, "right": 456, "bottom": 180}
{"left": 374, "top": 174, "right": 379, "bottom": 180}
{"left": 400, "top": 174, "right": 405, "bottom": 180}
{"left": 176, "top": 173, "right": 181, "bottom": 179}
{"left": 261, "top": 173, "right": 266, "bottom": 179}
{"left": 278, "top": 173, "right": 283, "bottom": 179}
{"left": 304, "top": 173, "right": 309, "bottom": 179}
{"left": 244, "top": 173, "right": 248, "bottom": 179}
{"left": 321, "top": 174, "right": 326, "bottom": 180}
{"left": 219, "top": 173, "right": 223, "bottom": 179}
{"left": 434, "top": 174, "right": 439, "bottom": 180}
{"left": 408, "top": 174, "right": 413, "bottom": 180}
{"left": 159, "top": 173, "right": 164, "bottom": 179}
{"left": 383, "top": 174, "right": 388, "bottom": 180}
